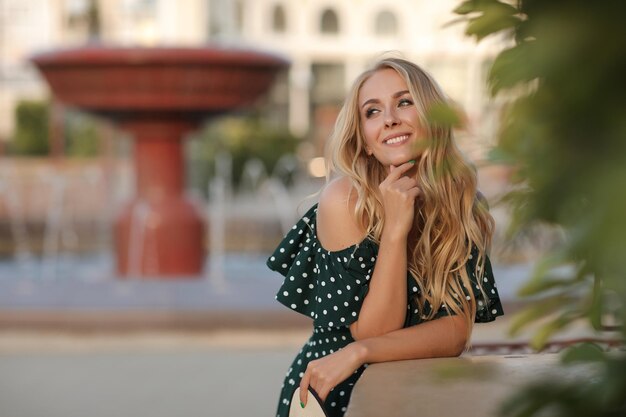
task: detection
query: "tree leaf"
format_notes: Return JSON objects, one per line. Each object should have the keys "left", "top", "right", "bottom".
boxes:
{"left": 530, "top": 313, "right": 580, "bottom": 350}
{"left": 508, "top": 295, "right": 575, "bottom": 336}
{"left": 465, "top": 5, "right": 521, "bottom": 41}
{"left": 588, "top": 276, "right": 604, "bottom": 330}
{"left": 425, "top": 102, "right": 463, "bottom": 129}
{"left": 488, "top": 42, "right": 538, "bottom": 94}
{"left": 454, "top": 0, "right": 518, "bottom": 16}
{"left": 517, "top": 276, "right": 580, "bottom": 297}
{"left": 561, "top": 342, "right": 606, "bottom": 364}
{"left": 453, "top": 1, "right": 478, "bottom": 16}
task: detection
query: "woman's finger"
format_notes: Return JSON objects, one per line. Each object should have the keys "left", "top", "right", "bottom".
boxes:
{"left": 385, "top": 160, "right": 416, "bottom": 181}
{"left": 316, "top": 385, "right": 332, "bottom": 403}
{"left": 391, "top": 176, "right": 419, "bottom": 192}
{"left": 381, "top": 176, "right": 418, "bottom": 194}
{"left": 407, "top": 186, "right": 421, "bottom": 200}
{"left": 299, "top": 370, "right": 311, "bottom": 407}
{"left": 381, "top": 164, "right": 417, "bottom": 192}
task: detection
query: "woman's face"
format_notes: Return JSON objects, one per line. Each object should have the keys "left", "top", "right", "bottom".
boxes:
{"left": 358, "top": 68, "right": 426, "bottom": 168}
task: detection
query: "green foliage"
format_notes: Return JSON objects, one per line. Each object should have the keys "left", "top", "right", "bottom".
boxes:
{"left": 457, "top": 0, "right": 626, "bottom": 340}
{"left": 65, "top": 111, "right": 101, "bottom": 157}
{"left": 456, "top": 0, "right": 626, "bottom": 416}
{"left": 500, "top": 357, "right": 626, "bottom": 417}
{"left": 454, "top": 0, "right": 521, "bottom": 41}
{"left": 11, "top": 101, "right": 102, "bottom": 157}
{"left": 12, "top": 100, "right": 49, "bottom": 156}
{"left": 425, "top": 102, "right": 464, "bottom": 129}
{"left": 560, "top": 342, "right": 606, "bottom": 364}
{"left": 191, "top": 115, "right": 301, "bottom": 192}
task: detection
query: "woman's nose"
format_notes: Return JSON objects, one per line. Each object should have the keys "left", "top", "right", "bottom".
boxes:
{"left": 384, "top": 109, "right": 400, "bottom": 127}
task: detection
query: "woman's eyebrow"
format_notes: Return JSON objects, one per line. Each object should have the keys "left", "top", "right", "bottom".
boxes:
{"left": 393, "top": 90, "right": 410, "bottom": 98}
{"left": 360, "top": 90, "right": 411, "bottom": 109}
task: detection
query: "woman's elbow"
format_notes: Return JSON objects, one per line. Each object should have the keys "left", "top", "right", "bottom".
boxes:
{"left": 349, "top": 324, "right": 380, "bottom": 341}
{"left": 425, "top": 315, "right": 469, "bottom": 357}
{"left": 349, "top": 321, "right": 403, "bottom": 341}
{"left": 449, "top": 333, "right": 468, "bottom": 357}
{"left": 445, "top": 316, "right": 470, "bottom": 356}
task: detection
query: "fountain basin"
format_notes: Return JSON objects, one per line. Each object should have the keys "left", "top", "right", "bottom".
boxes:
{"left": 31, "top": 46, "right": 288, "bottom": 278}
{"left": 32, "top": 46, "right": 288, "bottom": 120}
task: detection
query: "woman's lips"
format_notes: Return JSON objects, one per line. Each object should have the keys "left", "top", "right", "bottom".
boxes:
{"left": 383, "top": 134, "right": 410, "bottom": 145}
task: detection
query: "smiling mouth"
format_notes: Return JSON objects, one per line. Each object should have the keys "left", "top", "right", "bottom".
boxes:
{"left": 384, "top": 134, "right": 410, "bottom": 145}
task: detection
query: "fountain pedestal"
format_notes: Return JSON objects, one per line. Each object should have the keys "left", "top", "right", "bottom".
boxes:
{"left": 32, "top": 46, "right": 287, "bottom": 278}
{"left": 114, "top": 120, "right": 204, "bottom": 277}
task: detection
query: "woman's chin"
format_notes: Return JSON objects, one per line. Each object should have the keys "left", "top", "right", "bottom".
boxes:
{"left": 387, "top": 156, "right": 418, "bottom": 167}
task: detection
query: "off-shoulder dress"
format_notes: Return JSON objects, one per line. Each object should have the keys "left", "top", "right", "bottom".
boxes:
{"left": 267, "top": 203, "right": 504, "bottom": 417}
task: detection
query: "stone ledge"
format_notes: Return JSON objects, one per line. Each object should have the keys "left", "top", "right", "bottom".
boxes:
{"left": 346, "top": 354, "right": 592, "bottom": 417}
{"left": 0, "top": 309, "right": 309, "bottom": 332}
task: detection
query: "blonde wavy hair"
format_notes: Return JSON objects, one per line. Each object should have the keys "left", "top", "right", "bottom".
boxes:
{"left": 325, "top": 57, "right": 494, "bottom": 343}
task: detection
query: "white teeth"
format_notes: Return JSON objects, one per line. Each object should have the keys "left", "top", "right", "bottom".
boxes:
{"left": 385, "top": 135, "right": 408, "bottom": 145}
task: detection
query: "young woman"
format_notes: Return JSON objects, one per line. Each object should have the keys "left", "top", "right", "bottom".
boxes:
{"left": 267, "top": 57, "right": 503, "bottom": 417}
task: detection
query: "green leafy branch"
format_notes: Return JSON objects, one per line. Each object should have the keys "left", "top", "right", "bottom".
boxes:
{"left": 455, "top": 0, "right": 626, "bottom": 414}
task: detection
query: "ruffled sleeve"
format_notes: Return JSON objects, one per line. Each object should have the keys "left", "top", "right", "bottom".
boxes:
{"left": 405, "top": 246, "right": 504, "bottom": 325}
{"left": 267, "top": 204, "right": 378, "bottom": 328}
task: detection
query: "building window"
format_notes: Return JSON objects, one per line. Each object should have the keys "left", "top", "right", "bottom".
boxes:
{"left": 311, "top": 63, "right": 345, "bottom": 104}
{"left": 234, "top": 0, "right": 244, "bottom": 34}
{"left": 65, "top": 0, "right": 103, "bottom": 40}
{"left": 272, "top": 4, "right": 286, "bottom": 33}
{"left": 375, "top": 10, "right": 398, "bottom": 37}
{"left": 320, "top": 8, "right": 339, "bottom": 34}
{"left": 122, "top": 0, "right": 157, "bottom": 16}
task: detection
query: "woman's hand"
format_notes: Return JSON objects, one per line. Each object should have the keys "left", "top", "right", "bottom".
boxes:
{"left": 379, "top": 161, "right": 420, "bottom": 239}
{"left": 298, "top": 343, "right": 365, "bottom": 407}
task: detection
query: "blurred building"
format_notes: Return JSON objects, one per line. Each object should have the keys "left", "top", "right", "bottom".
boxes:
{"left": 0, "top": 0, "right": 506, "bottom": 154}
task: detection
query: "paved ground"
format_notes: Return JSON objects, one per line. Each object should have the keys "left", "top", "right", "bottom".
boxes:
{"left": 0, "top": 257, "right": 603, "bottom": 417}
{"left": 0, "top": 328, "right": 309, "bottom": 417}
{"left": 0, "top": 344, "right": 299, "bottom": 417}
{"left": 0, "top": 316, "right": 608, "bottom": 417}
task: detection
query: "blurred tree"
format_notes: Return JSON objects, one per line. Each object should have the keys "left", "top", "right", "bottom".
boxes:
{"left": 11, "top": 100, "right": 49, "bottom": 156}
{"left": 64, "top": 111, "right": 100, "bottom": 157}
{"left": 11, "top": 100, "right": 102, "bottom": 157}
{"left": 455, "top": 0, "right": 625, "bottom": 415}
{"left": 190, "top": 115, "right": 301, "bottom": 194}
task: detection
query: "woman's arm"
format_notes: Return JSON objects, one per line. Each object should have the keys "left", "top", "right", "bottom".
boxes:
{"left": 318, "top": 163, "right": 419, "bottom": 340}
{"left": 299, "top": 314, "right": 468, "bottom": 405}
{"left": 355, "top": 313, "right": 468, "bottom": 362}
{"left": 348, "top": 227, "right": 408, "bottom": 340}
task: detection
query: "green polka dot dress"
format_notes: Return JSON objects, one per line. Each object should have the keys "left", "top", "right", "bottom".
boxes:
{"left": 267, "top": 203, "right": 503, "bottom": 417}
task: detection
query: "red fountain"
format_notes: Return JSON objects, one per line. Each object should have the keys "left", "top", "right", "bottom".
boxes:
{"left": 32, "top": 46, "right": 288, "bottom": 278}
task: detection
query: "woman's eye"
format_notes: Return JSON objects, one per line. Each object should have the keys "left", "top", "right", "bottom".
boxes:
{"left": 365, "top": 108, "right": 379, "bottom": 118}
{"left": 398, "top": 98, "right": 413, "bottom": 107}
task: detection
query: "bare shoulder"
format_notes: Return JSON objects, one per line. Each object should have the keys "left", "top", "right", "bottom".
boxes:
{"left": 317, "top": 177, "right": 366, "bottom": 251}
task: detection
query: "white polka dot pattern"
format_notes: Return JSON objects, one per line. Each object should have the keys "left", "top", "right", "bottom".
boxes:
{"left": 267, "top": 204, "right": 377, "bottom": 328}
{"left": 268, "top": 203, "right": 504, "bottom": 417}
{"left": 267, "top": 204, "right": 504, "bottom": 329}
